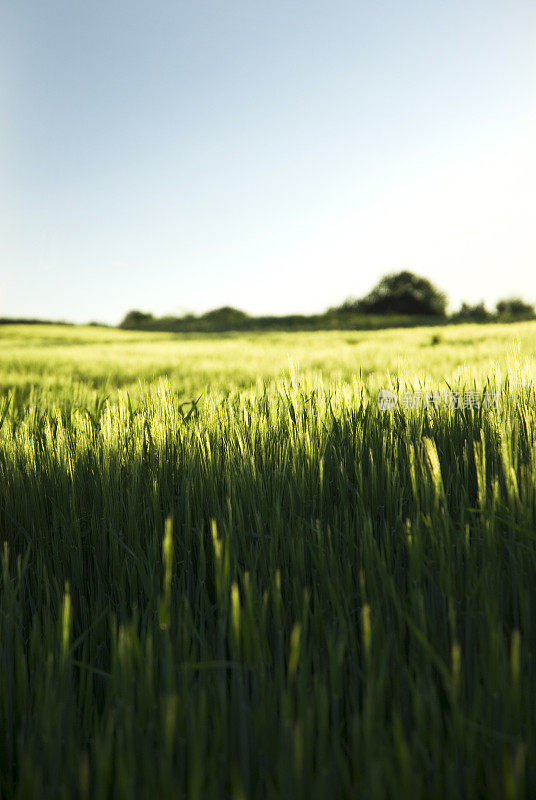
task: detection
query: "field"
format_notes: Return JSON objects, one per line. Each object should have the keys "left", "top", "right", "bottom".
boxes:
{"left": 1, "top": 322, "right": 536, "bottom": 798}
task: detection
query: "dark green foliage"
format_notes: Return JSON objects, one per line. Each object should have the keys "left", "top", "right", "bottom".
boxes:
{"left": 339, "top": 271, "right": 448, "bottom": 316}
{"left": 119, "top": 310, "right": 155, "bottom": 329}
{"left": 0, "top": 318, "right": 71, "bottom": 326}
{"left": 201, "top": 306, "right": 249, "bottom": 324}
{"left": 496, "top": 298, "right": 535, "bottom": 319}
{"left": 452, "top": 302, "right": 494, "bottom": 322}
{"left": 116, "top": 308, "right": 447, "bottom": 334}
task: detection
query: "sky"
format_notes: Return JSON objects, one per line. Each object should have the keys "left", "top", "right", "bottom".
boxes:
{"left": 1, "top": 0, "right": 535, "bottom": 324}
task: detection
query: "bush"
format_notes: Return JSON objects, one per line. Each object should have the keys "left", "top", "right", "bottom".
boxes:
{"left": 338, "top": 271, "right": 447, "bottom": 316}
{"left": 200, "top": 307, "right": 249, "bottom": 330}
{"left": 451, "top": 302, "right": 493, "bottom": 322}
{"left": 119, "top": 310, "right": 155, "bottom": 329}
{"left": 496, "top": 297, "right": 535, "bottom": 318}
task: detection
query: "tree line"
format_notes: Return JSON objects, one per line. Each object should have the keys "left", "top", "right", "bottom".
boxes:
{"left": 119, "top": 271, "right": 535, "bottom": 333}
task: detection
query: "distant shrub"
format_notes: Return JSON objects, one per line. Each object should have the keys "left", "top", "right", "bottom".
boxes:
{"left": 119, "top": 310, "right": 155, "bottom": 329}
{"left": 192, "top": 307, "right": 249, "bottom": 331}
{"left": 451, "top": 302, "right": 493, "bottom": 322}
{"left": 496, "top": 297, "right": 535, "bottom": 318}
{"left": 336, "top": 271, "right": 447, "bottom": 316}
{"left": 201, "top": 307, "right": 249, "bottom": 323}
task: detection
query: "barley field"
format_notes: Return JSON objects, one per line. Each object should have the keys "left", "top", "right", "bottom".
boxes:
{"left": 1, "top": 322, "right": 535, "bottom": 798}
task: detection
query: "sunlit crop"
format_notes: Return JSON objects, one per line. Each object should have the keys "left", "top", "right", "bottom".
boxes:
{"left": 0, "top": 323, "right": 535, "bottom": 798}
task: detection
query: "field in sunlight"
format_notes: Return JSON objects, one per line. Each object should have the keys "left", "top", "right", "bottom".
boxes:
{"left": 0, "top": 322, "right": 535, "bottom": 798}
{"left": 1, "top": 320, "right": 536, "bottom": 398}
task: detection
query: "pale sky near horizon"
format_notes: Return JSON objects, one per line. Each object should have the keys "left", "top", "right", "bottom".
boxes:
{"left": 1, "top": 0, "right": 535, "bottom": 324}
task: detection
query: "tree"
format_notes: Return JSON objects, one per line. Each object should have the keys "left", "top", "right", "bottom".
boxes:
{"left": 119, "top": 310, "right": 154, "bottom": 329}
{"left": 451, "top": 302, "right": 492, "bottom": 322}
{"left": 201, "top": 307, "right": 249, "bottom": 328}
{"left": 495, "top": 297, "right": 535, "bottom": 318}
{"left": 349, "top": 271, "right": 447, "bottom": 316}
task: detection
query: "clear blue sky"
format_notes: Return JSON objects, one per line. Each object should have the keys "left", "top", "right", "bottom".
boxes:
{"left": 2, "top": 0, "right": 535, "bottom": 323}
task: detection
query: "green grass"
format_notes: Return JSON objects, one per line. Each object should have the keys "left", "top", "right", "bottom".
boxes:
{"left": 0, "top": 323, "right": 535, "bottom": 797}
{"left": 1, "top": 320, "right": 536, "bottom": 400}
